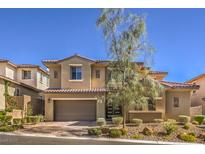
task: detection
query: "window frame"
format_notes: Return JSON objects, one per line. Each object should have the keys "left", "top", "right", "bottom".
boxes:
{"left": 54, "top": 70, "right": 58, "bottom": 79}
{"left": 22, "top": 70, "right": 31, "bottom": 80}
{"left": 70, "top": 66, "right": 82, "bottom": 81}
{"left": 96, "top": 69, "right": 100, "bottom": 79}
{"left": 173, "top": 97, "right": 179, "bottom": 108}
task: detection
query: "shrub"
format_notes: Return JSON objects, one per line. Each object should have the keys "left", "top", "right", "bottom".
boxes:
{"left": 88, "top": 128, "right": 102, "bottom": 136}
{"left": 192, "top": 120, "right": 199, "bottom": 125}
{"left": 112, "top": 116, "right": 123, "bottom": 126}
{"left": 167, "top": 119, "right": 176, "bottom": 123}
{"left": 131, "top": 134, "right": 143, "bottom": 140}
{"left": 38, "top": 115, "right": 44, "bottom": 122}
{"left": 0, "top": 125, "right": 14, "bottom": 132}
{"left": 142, "top": 127, "right": 153, "bottom": 136}
{"left": 132, "top": 119, "right": 143, "bottom": 126}
{"left": 13, "top": 118, "right": 22, "bottom": 125}
{"left": 101, "top": 127, "right": 110, "bottom": 134}
{"left": 21, "top": 118, "right": 27, "bottom": 124}
{"left": 96, "top": 118, "right": 106, "bottom": 127}
{"left": 5, "top": 108, "right": 12, "bottom": 112}
{"left": 154, "top": 119, "right": 164, "bottom": 123}
{"left": 193, "top": 115, "right": 205, "bottom": 125}
{"left": 26, "top": 116, "right": 41, "bottom": 124}
{"left": 198, "top": 132, "right": 205, "bottom": 140}
{"left": 120, "top": 128, "right": 128, "bottom": 136}
{"left": 163, "top": 122, "right": 177, "bottom": 135}
{"left": 0, "top": 111, "right": 6, "bottom": 116}
{"left": 0, "top": 115, "right": 12, "bottom": 126}
{"left": 183, "top": 123, "right": 190, "bottom": 130}
{"left": 178, "top": 133, "right": 197, "bottom": 142}
{"left": 109, "top": 129, "right": 122, "bottom": 138}
{"left": 178, "top": 115, "right": 190, "bottom": 124}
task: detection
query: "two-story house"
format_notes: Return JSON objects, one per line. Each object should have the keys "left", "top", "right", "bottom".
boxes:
{"left": 0, "top": 59, "right": 49, "bottom": 114}
{"left": 43, "top": 54, "right": 199, "bottom": 122}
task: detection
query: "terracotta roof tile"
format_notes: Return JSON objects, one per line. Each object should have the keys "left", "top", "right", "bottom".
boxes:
{"left": 45, "top": 88, "right": 108, "bottom": 93}
{"left": 160, "top": 81, "right": 199, "bottom": 89}
{"left": 149, "top": 71, "right": 168, "bottom": 75}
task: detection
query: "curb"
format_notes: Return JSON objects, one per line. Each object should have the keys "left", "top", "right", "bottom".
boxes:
{"left": 0, "top": 132, "right": 202, "bottom": 145}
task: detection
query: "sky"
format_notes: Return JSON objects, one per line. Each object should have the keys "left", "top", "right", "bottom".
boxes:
{"left": 0, "top": 8, "right": 204, "bottom": 82}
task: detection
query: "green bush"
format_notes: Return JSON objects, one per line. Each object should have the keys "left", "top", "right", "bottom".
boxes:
{"left": 21, "top": 118, "right": 27, "bottom": 124}
{"left": 132, "top": 118, "right": 143, "bottom": 126}
{"left": 109, "top": 129, "right": 122, "bottom": 138}
{"left": 112, "top": 116, "right": 123, "bottom": 126}
{"left": 193, "top": 115, "right": 205, "bottom": 124}
{"left": 167, "top": 119, "right": 177, "bottom": 123}
{"left": 120, "top": 128, "right": 128, "bottom": 136}
{"left": 88, "top": 128, "right": 102, "bottom": 136}
{"left": 178, "top": 133, "right": 197, "bottom": 142}
{"left": 0, "top": 111, "right": 6, "bottom": 116}
{"left": 13, "top": 118, "right": 22, "bottom": 125}
{"left": 26, "top": 116, "right": 41, "bottom": 124}
{"left": 5, "top": 108, "right": 13, "bottom": 112}
{"left": 96, "top": 118, "right": 106, "bottom": 127}
{"left": 154, "top": 119, "right": 164, "bottom": 123}
{"left": 183, "top": 123, "right": 190, "bottom": 130}
{"left": 178, "top": 115, "right": 190, "bottom": 124}
{"left": 0, "top": 125, "right": 14, "bottom": 132}
{"left": 0, "top": 115, "right": 12, "bottom": 126}
{"left": 131, "top": 134, "right": 143, "bottom": 140}
{"left": 142, "top": 127, "right": 153, "bottom": 136}
{"left": 163, "top": 122, "right": 177, "bottom": 135}
{"left": 192, "top": 120, "right": 199, "bottom": 125}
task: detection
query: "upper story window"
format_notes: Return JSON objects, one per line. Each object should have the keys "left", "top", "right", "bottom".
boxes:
{"left": 173, "top": 97, "right": 179, "bottom": 108}
{"left": 54, "top": 71, "right": 58, "bottom": 79}
{"left": 40, "top": 73, "right": 43, "bottom": 83}
{"left": 70, "top": 66, "right": 82, "bottom": 80}
{"left": 96, "top": 70, "right": 100, "bottom": 78}
{"left": 22, "top": 70, "right": 31, "bottom": 79}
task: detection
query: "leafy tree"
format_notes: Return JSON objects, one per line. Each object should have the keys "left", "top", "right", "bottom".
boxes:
{"left": 97, "top": 9, "right": 162, "bottom": 128}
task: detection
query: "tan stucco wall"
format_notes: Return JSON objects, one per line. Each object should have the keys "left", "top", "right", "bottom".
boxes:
{"left": 188, "top": 76, "right": 205, "bottom": 114}
{"left": 44, "top": 93, "right": 106, "bottom": 121}
{"left": 5, "top": 63, "right": 16, "bottom": 80}
{"left": 0, "top": 80, "right": 5, "bottom": 110}
{"left": 36, "top": 71, "right": 49, "bottom": 90}
{"left": 60, "top": 57, "right": 93, "bottom": 89}
{"left": 165, "top": 90, "right": 191, "bottom": 120}
{"left": 0, "top": 63, "right": 6, "bottom": 76}
{"left": 49, "top": 65, "right": 61, "bottom": 88}
{"left": 91, "top": 65, "right": 106, "bottom": 88}
{"left": 16, "top": 67, "right": 37, "bottom": 88}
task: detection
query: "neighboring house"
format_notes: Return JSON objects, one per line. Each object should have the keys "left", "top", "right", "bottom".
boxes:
{"left": 0, "top": 59, "right": 49, "bottom": 114}
{"left": 42, "top": 54, "right": 199, "bottom": 122}
{"left": 186, "top": 74, "right": 205, "bottom": 114}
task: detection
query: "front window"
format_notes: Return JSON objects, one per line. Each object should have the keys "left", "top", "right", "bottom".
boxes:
{"left": 96, "top": 70, "right": 100, "bottom": 78}
{"left": 40, "top": 73, "right": 43, "bottom": 83}
{"left": 70, "top": 66, "right": 82, "bottom": 80}
{"left": 22, "top": 70, "right": 31, "bottom": 79}
{"left": 54, "top": 71, "right": 58, "bottom": 79}
{"left": 173, "top": 97, "right": 179, "bottom": 107}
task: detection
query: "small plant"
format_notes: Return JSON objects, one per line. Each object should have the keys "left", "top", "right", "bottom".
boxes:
{"left": 178, "top": 115, "right": 190, "bottom": 124}
{"left": 26, "top": 116, "right": 41, "bottom": 124}
{"left": 132, "top": 118, "right": 143, "bottom": 126}
{"left": 198, "top": 132, "right": 205, "bottom": 140}
{"left": 0, "top": 115, "right": 12, "bottom": 126}
{"left": 101, "top": 127, "right": 110, "bottom": 134}
{"left": 178, "top": 133, "right": 197, "bottom": 142}
{"left": 88, "top": 128, "right": 102, "bottom": 136}
{"left": 112, "top": 116, "right": 123, "bottom": 126}
{"left": 120, "top": 128, "right": 128, "bottom": 136}
{"left": 131, "top": 134, "right": 143, "bottom": 140}
{"left": 38, "top": 115, "right": 44, "bottom": 122}
{"left": 192, "top": 120, "right": 199, "bottom": 125}
{"left": 193, "top": 115, "right": 205, "bottom": 125}
{"left": 142, "top": 127, "right": 153, "bottom": 136}
{"left": 0, "top": 111, "right": 6, "bottom": 116}
{"left": 96, "top": 118, "right": 106, "bottom": 127}
{"left": 154, "top": 119, "right": 164, "bottom": 123}
{"left": 109, "top": 129, "right": 122, "bottom": 138}
{"left": 13, "top": 118, "right": 22, "bottom": 125}
{"left": 183, "top": 123, "right": 190, "bottom": 130}
{"left": 167, "top": 119, "right": 177, "bottom": 123}
{"left": 163, "top": 122, "right": 177, "bottom": 135}
{"left": 0, "top": 125, "right": 14, "bottom": 132}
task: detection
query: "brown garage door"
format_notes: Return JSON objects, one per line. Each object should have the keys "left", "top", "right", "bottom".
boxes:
{"left": 54, "top": 100, "right": 96, "bottom": 121}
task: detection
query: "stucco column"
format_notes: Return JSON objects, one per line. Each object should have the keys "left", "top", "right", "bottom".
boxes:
{"left": 96, "top": 96, "right": 105, "bottom": 119}
{"left": 45, "top": 96, "right": 54, "bottom": 121}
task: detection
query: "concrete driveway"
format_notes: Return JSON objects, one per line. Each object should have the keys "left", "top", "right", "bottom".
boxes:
{"left": 16, "top": 121, "right": 97, "bottom": 137}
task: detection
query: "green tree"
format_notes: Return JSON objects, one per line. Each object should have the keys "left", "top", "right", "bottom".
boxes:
{"left": 97, "top": 9, "right": 162, "bottom": 128}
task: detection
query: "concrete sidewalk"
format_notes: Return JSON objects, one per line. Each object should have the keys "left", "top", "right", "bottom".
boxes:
{"left": 0, "top": 132, "right": 200, "bottom": 145}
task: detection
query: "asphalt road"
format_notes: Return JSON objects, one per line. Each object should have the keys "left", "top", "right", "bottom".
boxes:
{"left": 0, "top": 133, "right": 151, "bottom": 145}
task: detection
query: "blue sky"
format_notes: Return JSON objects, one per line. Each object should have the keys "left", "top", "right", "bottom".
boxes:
{"left": 0, "top": 9, "right": 204, "bottom": 82}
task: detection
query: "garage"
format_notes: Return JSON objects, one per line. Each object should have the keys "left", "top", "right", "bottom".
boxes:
{"left": 54, "top": 100, "right": 96, "bottom": 121}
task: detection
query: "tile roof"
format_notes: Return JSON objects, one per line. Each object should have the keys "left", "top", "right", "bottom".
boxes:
{"left": 0, "top": 59, "right": 9, "bottom": 62}
{"left": 17, "top": 64, "right": 49, "bottom": 75}
{"left": 44, "top": 88, "right": 108, "bottom": 93}
{"left": 160, "top": 81, "right": 199, "bottom": 89}
{"left": 149, "top": 71, "right": 168, "bottom": 75}
{"left": 186, "top": 74, "right": 205, "bottom": 83}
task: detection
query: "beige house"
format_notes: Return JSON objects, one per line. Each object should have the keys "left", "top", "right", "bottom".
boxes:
{"left": 42, "top": 54, "right": 199, "bottom": 122}
{"left": 186, "top": 74, "right": 205, "bottom": 114}
{"left": 0, "top": 59, "right": 49, "bottom": 114}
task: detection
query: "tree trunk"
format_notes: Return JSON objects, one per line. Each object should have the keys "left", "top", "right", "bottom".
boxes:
{"left": 122, "top": 105, "right": 126, "bottom": 128}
